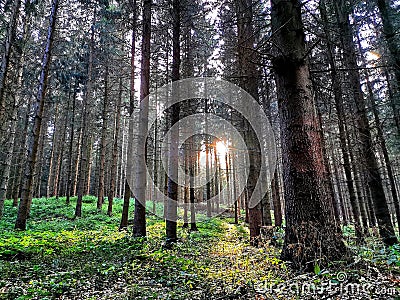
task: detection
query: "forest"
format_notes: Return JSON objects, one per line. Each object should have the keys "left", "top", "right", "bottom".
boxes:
{"left": 0, "top": 0, "right": 400, "bottom": 299}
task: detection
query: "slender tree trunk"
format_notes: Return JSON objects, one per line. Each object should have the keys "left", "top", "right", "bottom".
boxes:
{"left": 234, "top": 0, "right": 263, "bottom": 245}
{"left": 271, "top": 0, "right": 347, "bottom": 269}
{"left": 0, "top": 0, "right": 21, "bottom": 120}
{"left": 66, "top": 83, "right": 77, "bottom": 205}
{"left": 231, "top": 153, "right": 239, "bottom": 224}
{"left": 46, "top": 105, "right": 59, "bottom": 198}
{"left": 107, "top": 77, "right": 122, "bottom": 216}
{"left": 97, "top": 65, "right": 109, "bottom": 210}
{"left": 355, "top": 32, "right": 400, "bottom": 235}
{"left": 120, "top": 0, "right": 137, "bottom": 230}
{"left": 85, "top": 136, "right": 93, "bottom": 195}
{"left": 15, "top": 0, "right": 59, "bottom": 230}
{"left": 72, "top": 127, "right": 82, "bottom": 196}
{"left": 334, "top": 0, "right": 397, "bottom": 245}
{"left": 320, "top": 0, "right": 362, "bottom": 237}
{"left": 376, "top": 0, "right": 400, "bottom": 93}
{"left": 132, "top": 0, "right": 151, "bottom": 237}
{"left": 165, "top": 0, "right": 181, "bottom": 245}
{"left": 76, "top": 7, "right": 96, "bottom": 218}
{"left": 189, "top": 141, "right": 198, "bottom": 231}
{"left": 12, "top": 99, "right": 31, "bottom": 207}
{"left": 0, "top": 108, "right": 18, "bottom": 218}
{"left": 271, "top": 169, "right": 282, "bottom": 226}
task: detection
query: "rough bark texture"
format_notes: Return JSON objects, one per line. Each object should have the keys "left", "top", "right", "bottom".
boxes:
{"left": 271, "top": 0, "right": 347, "bottom": 270}
{"left": 15, "top": 0, "right": 59, "bottom": 230}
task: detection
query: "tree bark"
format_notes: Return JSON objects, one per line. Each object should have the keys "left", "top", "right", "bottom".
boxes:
{"left": 107, "top": 77, "right": 122, "bottom": 216}
{"left": 234, "top": 0, "right": 263, "bottom": 245}
{"left": 15, "top": 0, "right": 59, "bottom": 230}
{"left": 66, "top": 81, "right": 77, "bottom": 205}
{"left": 376, "top": 0, "right": 400, "bottom": 94}
{"left": 132, "top": 0, "right": 151, "bottom": 237}
{"left": 334, "top": 0, "right": 397, "bottom": 245}
{"left": 165, "top": 0, "right": 181, "bottom": 245}
{"left": 97, "top": 65, "right": 109, "bottom": 210}
{"left": 76, "top": 7, "right": 96, "bottom": 218}
{"left": 271, "top": 0, "right": 347, "bottom": 269}
{"left": 0, "top": 0, "right": 21, "bottom": 120}
{"left": 320, "top": 0, "right": 362, "bottom": 237}
{"left": 120, "top": 0, "right": 137, "bottom": 230}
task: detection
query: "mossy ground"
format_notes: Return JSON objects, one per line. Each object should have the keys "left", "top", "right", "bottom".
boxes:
{"left": 0, "top": 197, "right": 399, "bottom": 299}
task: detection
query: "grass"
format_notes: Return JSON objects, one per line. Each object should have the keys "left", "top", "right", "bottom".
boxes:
{"left": 0, "top": 197, "right": 399, "bottom": 299}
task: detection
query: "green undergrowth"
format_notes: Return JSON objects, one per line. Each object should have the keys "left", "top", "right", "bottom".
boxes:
{"left": 0, "top": 197, "right": 399, "bottom": 299}
{"left": 0, "top": 197, "right": 285, "bottom": 299}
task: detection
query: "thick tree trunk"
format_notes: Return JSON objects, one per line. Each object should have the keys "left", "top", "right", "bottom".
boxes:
{"left": 15, "top": 0, "right": 59, "bottom": 230}
{"left": 271, "top": 0, "right": 347, "bottom": 269}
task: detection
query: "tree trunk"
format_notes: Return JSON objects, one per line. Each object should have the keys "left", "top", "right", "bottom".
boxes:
{"left": 15, "top": 0, "right": 59, "bottom": 230}
{"left": 107, "top": 77, "right": 122, "bottom": 216}
{"left": 120, "top": 0, "right": 137, "bottom": 230}
{"left": 334, "top": 0, "right": 397, "bottom": 245}
{"left": 66, "top": 82, "right": 77, "bottom": 205}
{"left": 376, "top": 0, "right": 400, "bottom": 94}
{"left": 76, "top": 7, "right": 96, "bottom": 218}
{"left": 320, "top": 0, "right": 362, "bottom": 237}
{"left": 132, "top": 0, "right": 151, "bottom": 237}
{"left": 234, "top": 0, "right": 263, "bottom": 245}
{"left": 271, "top": 0, "right": 347, "bottom": 269}
{"left": 165, "top": 0, "right": 181, "bottom": 245}
{"left": 97, "top": 65, "right": 109, "bottom": 210}
{"left": 0, "top": 0, "right": 21, "bottom": 120}
{"left": 46, "top": 105, "right": 59, "bottom": 198}
{"left": 0, "top": 108, "right": 18, "bottom": 218}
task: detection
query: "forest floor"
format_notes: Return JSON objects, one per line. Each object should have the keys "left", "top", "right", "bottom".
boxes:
{"left": 0, "top": 197, "right": 399, "bottom": 300}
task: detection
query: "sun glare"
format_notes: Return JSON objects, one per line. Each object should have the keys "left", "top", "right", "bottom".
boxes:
{"left": 366, "top": 50, "right": 381, "bottom": 61}
{"left": 215, "top": 140, "right": 228, "bottom": 156}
